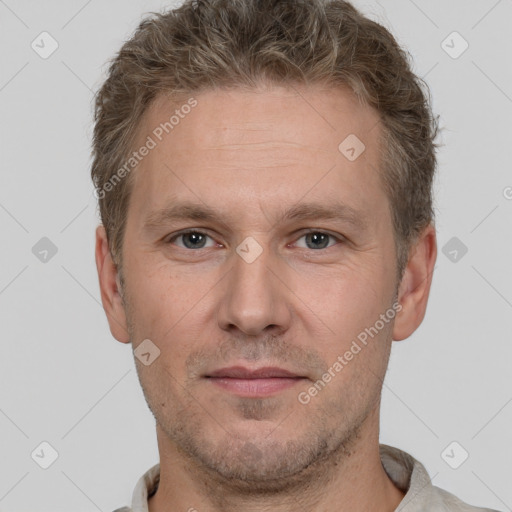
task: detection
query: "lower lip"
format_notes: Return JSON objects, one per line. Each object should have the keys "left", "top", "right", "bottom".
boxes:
{"left": 208, "top": 377, "right": 304, "bottom": 397}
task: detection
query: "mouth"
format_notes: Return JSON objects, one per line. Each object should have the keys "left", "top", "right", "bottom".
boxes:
{"left": 205, "top": 366, "right": 307, "bottom": 397}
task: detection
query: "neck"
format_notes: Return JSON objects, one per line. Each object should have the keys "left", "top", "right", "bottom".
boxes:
{"left": 148, "top": 410, "right": 404, "bottom": 512}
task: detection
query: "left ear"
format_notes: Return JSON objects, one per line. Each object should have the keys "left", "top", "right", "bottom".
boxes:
{"left": 393, "top": 224, "right": 437, "bottom": 341}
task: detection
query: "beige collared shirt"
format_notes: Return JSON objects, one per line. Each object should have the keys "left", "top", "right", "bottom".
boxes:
{"left": 113, "top": 444, "right": 500, "bottom": 511}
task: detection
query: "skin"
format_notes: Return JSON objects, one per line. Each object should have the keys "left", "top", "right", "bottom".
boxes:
{"left": 96, "top": 84, "right": 437, "bottom": 512}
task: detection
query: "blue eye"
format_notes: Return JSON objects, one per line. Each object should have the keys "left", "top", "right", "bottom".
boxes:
{"left": 166, "top": 230, "right": 341, "bottom": 251}
{"left": 168, "top": 231, "right": 216, "bottom": 249}
{"left": 295, "top": 231, "right": 339, "bottom": 250}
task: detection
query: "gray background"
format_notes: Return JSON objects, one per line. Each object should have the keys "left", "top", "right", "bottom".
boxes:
{"left": 0, "top": 0, "right": 511, "bottom": 510}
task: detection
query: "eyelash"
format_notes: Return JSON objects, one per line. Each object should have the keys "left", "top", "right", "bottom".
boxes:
{"left": 165, "top": 229, "right": 344, "bottom": 250}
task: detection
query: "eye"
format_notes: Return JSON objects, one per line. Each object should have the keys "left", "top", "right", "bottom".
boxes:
{"left": 165, "top": 230, "right": 342, "bottom": 251}
{"left": 294, "top": 231, "right": 341, "bottom": 250}
{"left": 167, "top": 230, "right": 217, "bottom": 249}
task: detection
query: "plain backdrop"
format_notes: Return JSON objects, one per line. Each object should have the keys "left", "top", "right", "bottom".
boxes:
{"left": 0, "top": 0, "right": 511, "bottom": 510}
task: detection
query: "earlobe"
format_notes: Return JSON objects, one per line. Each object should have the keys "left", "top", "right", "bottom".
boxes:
{"left": 95, "top": 225, "right": 130, "bottom": 344}
{"left": 392, "top": 224, "right": 437, "bottom": 341}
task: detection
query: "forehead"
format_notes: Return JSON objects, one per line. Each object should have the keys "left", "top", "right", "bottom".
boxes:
{"left": 128, "top": 84, "right": 388, "bottom": 227}
{"left": 140, "top": 84, "right": 377, "bottom": 154}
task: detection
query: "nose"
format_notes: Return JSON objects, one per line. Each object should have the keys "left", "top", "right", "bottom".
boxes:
{"left": 216, "top": 242, "right": 292, "bottom": 337}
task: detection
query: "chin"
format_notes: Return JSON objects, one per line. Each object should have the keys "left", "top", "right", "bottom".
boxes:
{"left": 165, "top": 415, "right": 363, "bottom": 495}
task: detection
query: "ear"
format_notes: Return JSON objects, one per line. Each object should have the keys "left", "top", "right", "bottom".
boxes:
{"left": 392, "top": 224, "right": 437, "bottom": 341}
{"left": 95, "top": 225, "right": 130, "bottom": 343}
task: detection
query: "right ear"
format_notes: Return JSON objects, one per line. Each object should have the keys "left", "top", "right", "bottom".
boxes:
{"left": 95, "top": 225, "right": 130, "bottom": 343}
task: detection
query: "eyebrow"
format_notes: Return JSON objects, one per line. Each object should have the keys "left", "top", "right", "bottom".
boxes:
{"left": 143, "top": 200, "right": 368, "bottom": 232}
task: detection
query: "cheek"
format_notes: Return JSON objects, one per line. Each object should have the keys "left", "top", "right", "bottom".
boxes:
{"left": 296, "top": 258, "right": 389, "bottom": 331}
{"left": 126, "top": 266, "right": 213, "bottom": 367}
{"left": 125, "top": 255, "right": 191, "bottom": 318}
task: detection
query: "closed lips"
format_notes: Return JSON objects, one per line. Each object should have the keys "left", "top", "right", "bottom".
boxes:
{"left": 206, "top": 367, "right": 304, "bottom": 379}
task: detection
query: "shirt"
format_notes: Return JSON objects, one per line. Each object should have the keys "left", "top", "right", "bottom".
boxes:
{"left": 113, "top": 444, "right": 500, "bottom": 512}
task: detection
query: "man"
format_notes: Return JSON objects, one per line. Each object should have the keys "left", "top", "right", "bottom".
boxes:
{"left": 92, "top": 0, "right": 498, "bottom": 510}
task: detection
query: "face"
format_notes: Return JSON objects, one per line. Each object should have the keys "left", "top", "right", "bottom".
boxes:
{"left": 102, "top": 84, "right": 412, "bottom": 486}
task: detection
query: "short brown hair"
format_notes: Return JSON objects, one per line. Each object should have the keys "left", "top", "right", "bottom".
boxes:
{"left": 91, "top": 0, "right": 438, "bottom": 281}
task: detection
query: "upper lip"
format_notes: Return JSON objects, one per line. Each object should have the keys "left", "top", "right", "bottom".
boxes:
{"left": 206, "top": 366, "right": 303, "bottom": 379}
